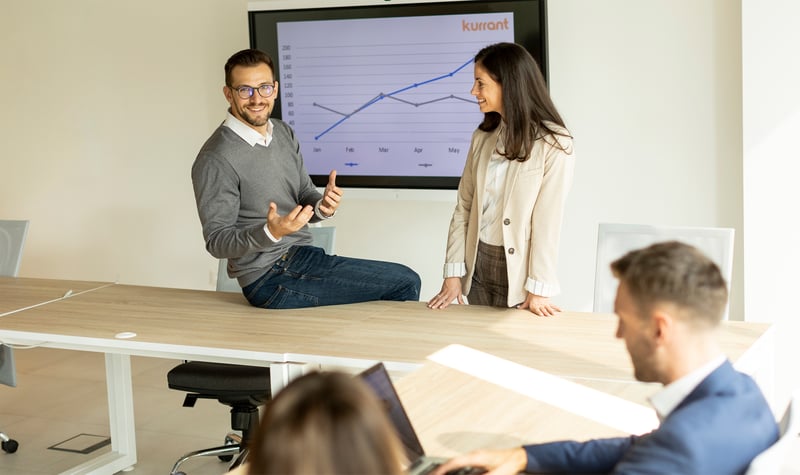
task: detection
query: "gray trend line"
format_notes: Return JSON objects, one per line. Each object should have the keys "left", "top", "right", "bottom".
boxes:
{"left": 313, "top": 57, "right": 475, "bottom": 140}
{"left": 313, "top": 94, "right": 477, "bottom": 117}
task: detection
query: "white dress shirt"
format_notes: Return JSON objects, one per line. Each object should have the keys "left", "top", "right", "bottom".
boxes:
{"left": 649, "top": 355, "right": 727, "bottom": 421}
{"left": 479, "top": 148, "right": 510, "bottom": 246}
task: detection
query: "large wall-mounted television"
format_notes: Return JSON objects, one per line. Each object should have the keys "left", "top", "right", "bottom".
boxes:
{"left": 249, "top": 0, "right": 548, "bottom": 189}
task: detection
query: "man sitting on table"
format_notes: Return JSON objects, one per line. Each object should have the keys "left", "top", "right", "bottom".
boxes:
{"left": 192, "top": 49, "right": 421, "bottom": 309}
{"left": 434, "top": 241, "right": 778, "bottom": 475}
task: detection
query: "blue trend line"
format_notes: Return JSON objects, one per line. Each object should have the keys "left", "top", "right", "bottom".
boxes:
{"left": 314, "top": 57, "right": 475, "bottom": 140}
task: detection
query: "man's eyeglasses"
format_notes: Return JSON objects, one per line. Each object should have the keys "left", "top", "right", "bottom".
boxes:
{"left": 231, "top": 83, "right": 276, "bottom": 99}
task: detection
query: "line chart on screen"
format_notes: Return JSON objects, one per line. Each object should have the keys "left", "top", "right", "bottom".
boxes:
{"left": 277, "top": 12, "right": 513, "bottom": 178}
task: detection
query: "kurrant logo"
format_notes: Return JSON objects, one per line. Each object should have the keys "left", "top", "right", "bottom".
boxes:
{"left": 462, "top": 18, "right": 509, "bottom": 31}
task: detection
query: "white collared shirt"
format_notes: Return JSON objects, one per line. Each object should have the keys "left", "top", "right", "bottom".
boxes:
{"left": 479, "top": 148, "right": 509, "bottom": 246}
{"left": 223, "top": 112, "right": 273, "bottom": 148}
{"left": 649, "top": 355, "right": 727, "bottom": 421}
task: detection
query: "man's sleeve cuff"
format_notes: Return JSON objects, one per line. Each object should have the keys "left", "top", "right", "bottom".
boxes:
{"left": 263, "top": 223, "right": 281, "bottom": 243}
{"left": 315, "top": 199, "right": 334, "bottom": 219}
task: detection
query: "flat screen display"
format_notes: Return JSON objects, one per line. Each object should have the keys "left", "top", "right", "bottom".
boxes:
{"left": 249, "top": 0, "right": 547, "bottom": 189}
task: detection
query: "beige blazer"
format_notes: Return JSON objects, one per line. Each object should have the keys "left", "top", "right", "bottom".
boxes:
{"left": 445, "top": 124, "right": 575, "bottom": 307}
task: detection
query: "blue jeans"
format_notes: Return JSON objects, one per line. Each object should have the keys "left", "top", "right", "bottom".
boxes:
{"left": 242, "top": 246, "right": 421, "bottom": 309}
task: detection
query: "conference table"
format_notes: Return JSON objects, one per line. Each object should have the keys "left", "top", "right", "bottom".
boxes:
{"left": 0, "top": 278, "right": 775, "bottom": 474}
{"left": 397, "top": 344, "right": 663, "bottom": 458}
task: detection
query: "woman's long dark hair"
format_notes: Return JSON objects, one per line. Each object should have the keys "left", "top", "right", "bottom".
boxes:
{"left": 475, "top": 42, "right": 571, "bottom": 161}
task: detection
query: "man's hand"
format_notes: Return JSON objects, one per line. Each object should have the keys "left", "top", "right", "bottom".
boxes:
{"left": 427, "top": 277, "right": 465, "bottom": 309}
{"left": 266, "top": 202, "right": 314, "bottom": 239}
{"left": 517, "top": 293, "right": 561, "bottom": 316}
{"left": 319, "top": 170, "right": 343, "bottom": 217}
{"left": 431, "top": 448, "right": 527, "bottom": 475}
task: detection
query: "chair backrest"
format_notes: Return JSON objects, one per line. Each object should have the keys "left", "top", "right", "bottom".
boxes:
{"left": 0, "top": 219, "right": 30, "bottom": 277}
{"left": 309, "top": 226, "right": 336, "bottom": 255}
{"left": 215, "top": 226, "right": 336, "bottom": 293}
{"left": 216, "top": 258, "right": 242, "bottom": 293}
{"left": 0, "top": 219, "right": 28, "bottom": 387}
{"left": 745, "top": 391, "right": 800, "bottom": 475}
{"left": 593, "top": 223, "right": 735, "bottom": 319}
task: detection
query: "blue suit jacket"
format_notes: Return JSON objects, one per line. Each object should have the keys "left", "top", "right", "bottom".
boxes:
{"left": 524, "top": 361, "right": 778, "bottom": 474}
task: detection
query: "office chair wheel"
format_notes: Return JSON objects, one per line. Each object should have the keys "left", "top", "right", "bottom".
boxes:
{"left": 2, "top": 439, "right": 19, "bottom": 453}
{"left": 218, "top": 434, "right": 237, "bottom": 462}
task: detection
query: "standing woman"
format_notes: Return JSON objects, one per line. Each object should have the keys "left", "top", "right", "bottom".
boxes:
{"left": 427, "top": 42, "right": 575, "bottom": 316}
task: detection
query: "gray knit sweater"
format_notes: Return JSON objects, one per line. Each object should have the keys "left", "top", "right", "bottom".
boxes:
{"left": 191, "top": 119, "right": 322, "bottom": 287}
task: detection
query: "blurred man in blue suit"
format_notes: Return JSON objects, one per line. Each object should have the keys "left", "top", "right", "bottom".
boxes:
{"left": 434, "top": 241, "right": 778, "bottom": 475}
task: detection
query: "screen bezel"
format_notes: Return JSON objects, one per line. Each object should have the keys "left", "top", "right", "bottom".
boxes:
{"left": 358, "top": 362, "right": 426, "bottom": 463}
{"left": 248, "top": 0, "right": 548, "bottom": 189}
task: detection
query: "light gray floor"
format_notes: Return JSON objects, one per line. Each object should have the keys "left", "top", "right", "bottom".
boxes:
{"left": 0, "top": 348, "right": 236, "bottom": 475}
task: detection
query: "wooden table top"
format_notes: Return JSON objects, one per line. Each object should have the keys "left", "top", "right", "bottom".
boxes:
{"left": 300, "top": 300, "right": 770, "bottom": 380}
{"left": 395, "top": 345, "right": 661, "bottom": 457}
{"left": 0, "top": 276, "right": 111, "bottom": 316}
{"left": 0, "top": 281, "right": 772, "bottom": 381}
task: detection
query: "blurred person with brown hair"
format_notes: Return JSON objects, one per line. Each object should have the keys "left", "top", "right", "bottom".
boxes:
{"left": 228, "top": 370, "right": 405, "bottom": 475}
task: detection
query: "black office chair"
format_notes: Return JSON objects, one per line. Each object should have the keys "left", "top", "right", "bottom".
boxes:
{"left": 168, "top": 230, "right": 335, "bottom": 474}
{"left": 167, "top": 361, "right": 270, "bottom": 475}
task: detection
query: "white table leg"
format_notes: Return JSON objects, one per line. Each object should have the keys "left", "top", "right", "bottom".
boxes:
{"left": 58, "top": 353, "right": 137, "bottom": 474}
{"left": 269, "top": 362, "right": 320, "bottom": 396}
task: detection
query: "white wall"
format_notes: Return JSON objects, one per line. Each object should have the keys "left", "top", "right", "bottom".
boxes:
{"left": 2, "top": 0, "right": 798, "bottom": 430}
{"left": 548, "top": 0, "right": 743, "bottom": 317}
{"left": 0, "top": 0, "right": 742, "bottom": 319}
{"left": 2, "top": 0, "right": 796, "bottom": 413}
{"left": 0, "top": 0, "right": 248, "bottom": 288}
{"left": 0, "top": 1, "right": 746, "bottom": 316}
{"left": 742, "top": 0, "right": 800, "bottom": 408}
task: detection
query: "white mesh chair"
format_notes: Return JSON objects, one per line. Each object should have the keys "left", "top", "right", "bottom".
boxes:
{"left": 745, "top": 390, "right": 799, "bottom": 475}
{"left": 0, "top": 219, "right": 29, "bottom": 454}
{"left": 215, "top": 259, "right": 241, "bottom": 293}
{"left": 593, "top": 223, "right": 735, "bottom": 320}
{"left": 0, "top": 220, "right": 28, "bottom": 277}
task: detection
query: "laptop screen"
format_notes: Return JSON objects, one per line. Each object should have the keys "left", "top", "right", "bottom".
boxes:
{"left": 359, "top": 362, "right": 426, "bottom": 463}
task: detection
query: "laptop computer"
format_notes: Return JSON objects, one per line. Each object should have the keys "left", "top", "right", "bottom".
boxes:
{"left": 359, "top": 362, "right": 485, "bottom": 475}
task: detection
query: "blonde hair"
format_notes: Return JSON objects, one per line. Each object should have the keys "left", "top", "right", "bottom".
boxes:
{"left": 246, "top": 371, "right": 405, "bottom": 475}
